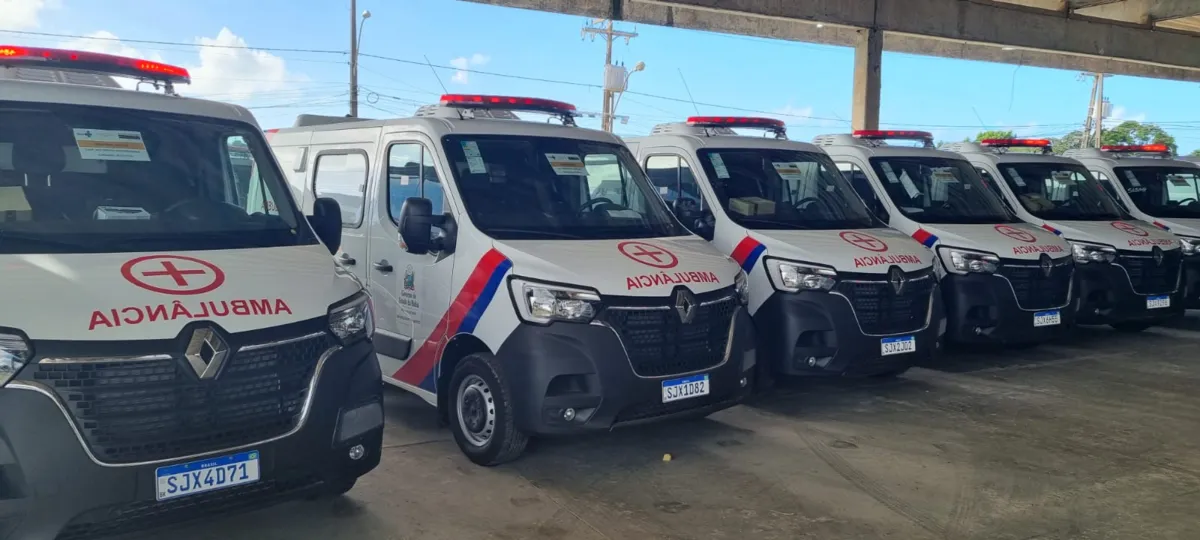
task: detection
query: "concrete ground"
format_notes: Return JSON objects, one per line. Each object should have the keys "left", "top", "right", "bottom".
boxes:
{"left": 118, "top": 315, "right": 1200, "bottom": 540}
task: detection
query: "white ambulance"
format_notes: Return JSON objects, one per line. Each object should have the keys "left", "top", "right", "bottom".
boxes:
{"left": 624, "top": 117, "right": 942, "bottom": 382}
{"left": 814, "top": 131, "right": 1074, "bottom": 346}
{"left": 1066, "top": 145, "right": 1198, "bottom": 309}
{"left": 0, "top": 46, "right": 383, "bottom": 539}
{"left": 951, "top": 140, "right": 1186, "bottom": 328}
{"left": 266, "top": 95, "right": 755, "bottom": 466}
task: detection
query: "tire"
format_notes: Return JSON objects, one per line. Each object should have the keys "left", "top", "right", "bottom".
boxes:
{"left": 1111, "top": 321, "right": 1153, "bottom": 333}
{"left": 448, "top": 352, "right": 528, "bottom": 466}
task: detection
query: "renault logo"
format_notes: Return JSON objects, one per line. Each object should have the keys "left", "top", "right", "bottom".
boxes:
{"left": 184, "top": 327, "right": 230, "bottom": 380}
{"left": 888, "top": 266, "right": 906, "bottom": 295}
{"left": 1040, "top": 254, "right": 1053, "bottom": 278}
{"left": 1153, "top": 246, "right": 1164, "bottom": 266}
{"left": 674, "top": 289, "right": 697, "bottom": 324}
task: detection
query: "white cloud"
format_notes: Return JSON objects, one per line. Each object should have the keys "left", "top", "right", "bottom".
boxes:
{"left": 1105, "top": 105, "right": 1146, "bottom": 128}
{"left": 449, "top": 53, "right": 490, "bottom": 84}
{"left": 0, "top": 0, "right": 59, "bottom": 31}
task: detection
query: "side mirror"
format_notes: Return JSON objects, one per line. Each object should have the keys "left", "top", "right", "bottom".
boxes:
{"left": 308, "top": 197, "right": 342, "bottom": 255}
{"left": 399, "top": 197, "right": 434, "bottom": 255}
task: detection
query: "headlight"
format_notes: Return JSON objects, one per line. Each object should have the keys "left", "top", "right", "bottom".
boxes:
{"left": 765, "top": 258, "right": 837, "bottom": 292}
{"left": 328, "top": 292, "right": 375, "bottom": 344}
{"left": 734, "top": 270, "right": 749, "bottom": 304}
{"left": 1179, "top": 236, "right": 1199, "bottom": 256}
{"left": 938, "top": 247, "right": 1000, "bottom": 274}
{"left": 509, "top": 278, "right": 601, "bottom": 325}
{"left": 1070, "top": 241, "right": 1117, "bottom": 264}
{"left": 0, "top": 332, "right": 31, "bottom": 387}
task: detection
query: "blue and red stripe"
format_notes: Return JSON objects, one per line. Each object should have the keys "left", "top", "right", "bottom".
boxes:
{"left": 1041, "top": 223, "right": 1063, "bottom": 236}
{"left": 911, "top": 228, "right": 939, "bottom": 248}
{"left": 393, "top": 249, "right": 512, "bottom": 392}
{"left": 1153, "top": 220, "right": 1171, "bottom": 232}
{"left": 731, "top": 237, "right": 766, "bottom": 273}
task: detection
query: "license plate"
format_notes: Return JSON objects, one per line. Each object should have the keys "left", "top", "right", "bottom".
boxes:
{"left": 156, "top": 451, "right": 260, "bottom": 502}
{"left": 1033, "top": 309, "right": 1061, "bottom": 327}
{"left": 881, "top": 335, "right": 916, "bottom": 356}
{"left": 662, "top": 374, "right": 709, "bottom": 403}
{"left": 1147, "top": 295, "right": 1171, "bottom": 309}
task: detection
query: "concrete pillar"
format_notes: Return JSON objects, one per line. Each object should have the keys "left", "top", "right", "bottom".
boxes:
{"left": 852, "top": 27, "right": 883, "bottom": 131}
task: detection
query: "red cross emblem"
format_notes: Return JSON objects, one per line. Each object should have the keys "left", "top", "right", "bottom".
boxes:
{"left": 1111, "top": 221, "right": 1149, "bottom": 237}
{"left": 994, "top": 224, "right": 1037, "bottom": 243}
{"left": 617, "top": 241, "right": 679, "bottom": 268}
{"left": 839, "top": 231, "right": 889, "bottom": 252}
{"left": 120, "top": 255, "right": 226, "bottom": 295}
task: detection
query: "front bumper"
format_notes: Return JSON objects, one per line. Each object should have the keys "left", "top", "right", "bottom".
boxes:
{"left": 0, "top": 339, "right": 383, "bottom": 540}
{"left": 942, "top": 274, "right": 1075, "bottom": 344}
{"left": 497, "top": 308, "right": 756, "bottom": 436}
{"left": 751, "top": 290, "right": 944, "bottom": 377}
{"left": 1184, "top": 258, "right": 1200, "bottom": 309}
{"left": 1075, "top": 263, "right": 1185, "bottom": 324}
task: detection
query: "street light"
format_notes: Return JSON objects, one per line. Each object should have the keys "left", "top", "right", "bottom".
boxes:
{"left": 610, "top": 61, "right": 645, "bottom": 129}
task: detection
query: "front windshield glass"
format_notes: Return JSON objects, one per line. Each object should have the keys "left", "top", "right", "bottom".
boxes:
{"left": 868, "top": 156, "right": 1014, "bottom": 224}
{"left": 0, "top": 102, "right": 311, "bottom": 255}
{"left": 997, "top": 162, "right": 1124, "bottom": 221}
{"left": 1113, "top": 166, "right": 1200, "bottom": 219}
{"left": 695, "top": 148, "right": 876, "bottom": 230}
{"left": 442, "top": 135, "right": 685, "bottom": 240}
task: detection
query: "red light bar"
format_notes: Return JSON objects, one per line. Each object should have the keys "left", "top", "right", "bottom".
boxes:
{"left": 853, "top": 130, "right": 934, "bottom": 141}
{"left": 440, "top": 94, "right": 576, "bottom": 115}
{"left": 1101, "top": 144, "right": 1171, "bottom": 154}
{"left": 686, "top": 116, "right": 786, "bottom": 130}
{"left": 980, "top": 138, "right": 1051, "bottom": 148}
{"left": 0, "top": 45, "right": 190, "bottom": 84}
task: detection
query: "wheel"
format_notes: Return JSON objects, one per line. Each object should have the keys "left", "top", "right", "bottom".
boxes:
{"left": 449, "top": 352, "right": 528, "bottom": 466}
{"left": 1111, "top": 321, "right": 1153, "bottom": 333}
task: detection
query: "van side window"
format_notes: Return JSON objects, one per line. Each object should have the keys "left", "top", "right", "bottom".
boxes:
{"left": 387, "top": 143, "right": 444, "bottom": 224}
{"left": 1092, "top": 170, "right": 1130, "bottom": 212}
{"left": 313, "top": 152, "right": 368, "bottom": 227}
{"left": 645, "top": 155, "right": 703, "bottom": 210}
{"left": 226, "top": 136, "right": 278, "bottom": 215}
{"left": 837, "top": 161, "right": 889, "bottom": 222}
{"left": 422, "top": 149, "right": 443, "bottom": 215}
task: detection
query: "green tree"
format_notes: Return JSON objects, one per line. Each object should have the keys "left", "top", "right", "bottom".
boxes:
{"left": 1049, "top": 131, "right": 1084, "bottom": 155}
{"left": 1187, "top": 149, "right": 1200, "bottom": 157}
{"left": 1101, "top": 121, "right": 1177, "bottom": 154}
{"left": 972, "top": 130, "right": 1015, "bottom": 142}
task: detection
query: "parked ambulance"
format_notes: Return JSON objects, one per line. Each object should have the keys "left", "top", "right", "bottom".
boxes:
{"left": 815, "top": 131, "right": 1074, "bottom": 346}
{"left": 0, "top": 46, "right": 383, "bottom": 539}
{"left": 951, "top": 140, "right": 1186, "bottom": 328}
{"left": 624, "top": 117, "right": 942, "bottom": 382}
{"left": 267, "top": 95, "right": 755, "bottom": 466}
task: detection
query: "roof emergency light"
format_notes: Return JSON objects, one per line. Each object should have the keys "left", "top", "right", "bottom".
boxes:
{"left": 440, "top": 94, "right": 578, "bottom": 125}
{"left": 686, "top": 116, "right": 787, "bottom": 138}
{"left": 980, "top": 138, "right": 1053, "bottom": 154}
{"left": 852, "top": 130, "right": 935, "bottom": 147}
{"left": 0, "top": 45, "right": 191, "bottom": 92}
{"left": 1101, "top": 143, "right": 1171, "bottom": 155}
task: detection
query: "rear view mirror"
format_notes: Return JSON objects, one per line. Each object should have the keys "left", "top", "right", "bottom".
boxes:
{"left": 309, "top": 197, "right": 342, "bottom": 255}
{"left": 399, "top": 197, "right": 434, "bottom": 255}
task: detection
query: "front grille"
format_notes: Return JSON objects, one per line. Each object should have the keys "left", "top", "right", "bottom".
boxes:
{"left": 1118, "top": 249, "right": 1182, "bottom": 295}
{"left": 33, "top": 333, "right": 336, "bottom": 464}
{"left": 833, "top": 270, "right": 935, "bottom": 335}
{"left": 996, "top": 256, "right": 1073, "bottom": 310}
{"left": 598, "top": 287, "right": 738, "bottom": 378}
{"left": 55, "top": 473, "right": 322, "bottom": 540}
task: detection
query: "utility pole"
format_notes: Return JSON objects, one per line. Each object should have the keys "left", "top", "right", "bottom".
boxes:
{"left": 349, "top": 0, "right": 358, "bottom": 118}
{"left": 1080, "top": 73, "right": 1109, "bottom": 148}
{"left": 1093, "top": 74, "right": 1106, "bottom": 148}
{"left": 582, "top": 19, "right": 638, "bottom": 132}
{"left": 1080, "top": 73, "right": 1098, "bottom": 149}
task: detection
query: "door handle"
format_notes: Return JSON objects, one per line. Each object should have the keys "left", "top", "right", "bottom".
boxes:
{"left": 373, "top": 260, "right": 393, "bottom": 272}
{"left": 337, "top": 253, "right": 357, "bottom": 266}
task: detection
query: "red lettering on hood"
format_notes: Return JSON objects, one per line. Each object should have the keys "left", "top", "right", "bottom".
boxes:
{"left": 1012, "top": 244, "right": 1066, "bottom": 255}
{"left": 1127, "top": 238, "right": 1176, "bottom": 247}
{"left": 88, "top": 298, "right": 293, "bottom": 331}
{"left": 852, "top": 254, "right": 924, "bottom": 268}
{"left": 626, "top": 271, "right": 721, "bottom": 290}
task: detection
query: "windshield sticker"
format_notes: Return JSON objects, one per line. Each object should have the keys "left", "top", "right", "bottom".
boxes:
{"left": 658, "top": 185, "right": 670, "bottom": 195}
{"left": 72, "top": 129, "right": 150, "bottom": 162}
{"left": 881, "top": 161, "right": 900, "bottom": 184}
{"left": 1006, "top": 168, "right": 1027, "bottom": 187}
{"left": 94, "top": 206, "right": 151, "bottom": 220}
{"left": 545, "top": 153, "right": 587, "bottom": 176}
{"left": 461, "top": 141, "right": 487, "bottom": 174}
{"left": 771, "top": 162, "right": 805, "bottom": 182}
{"left": 0, "top": 186, "right": 31, "bottom": 213}
{"left": 1168, "top": 174, "right": 1191, "bottom": 187}
{"left": 710, "top": 153, "right": 730, "bottom": 179}
{"left": 1123, "top": 170, "right": 1142, "bottom": 188}
{"left": 898, "top": 170, "right": 922, "bottom": 199}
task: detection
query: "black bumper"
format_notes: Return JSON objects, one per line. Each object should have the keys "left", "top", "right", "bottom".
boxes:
{"left": 497, "top": 308, "right": 756, "bottom": 436}
{"left": 1075, "top": 263, "right": 1185, "bottom": 325}
{"left": 0, "top": 340, "right": 384, "bottom": 540}
{"left": 1184, "top": 258, "right": 1200, "bottom": 309}
{"left": 943, "top": 274, "right": 1075, "bottom": 344}
{"left": 751, "top": 290, "right": 943, "bottom": 377}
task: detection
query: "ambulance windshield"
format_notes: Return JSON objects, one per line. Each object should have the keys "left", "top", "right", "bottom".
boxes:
{"left": 868, "top": 157, "right": 1015, "bottom": 224}
{"left": 442, "top": 135, "right": 685, "bottom": 240}
{"left": 997, "top": 162, "right": 1124, "bottom": 221}
{"left": 1112, "top": 166, "right": 1200, "bottom": 219}
{"left": 0, "top": 102, "right": 312, "bottom": 255}
{"left": 694, "top": 148, "right": 875, "bottom": 230}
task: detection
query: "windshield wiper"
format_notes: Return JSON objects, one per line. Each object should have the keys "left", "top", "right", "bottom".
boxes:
{"left": 0, "top": 230, "right": 97, "bottom": 251}
{"left": 485, "top": 228, "right": 585, "bottom": 239}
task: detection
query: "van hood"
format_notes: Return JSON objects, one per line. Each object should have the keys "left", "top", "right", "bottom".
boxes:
{"left": 1044, "top": 219, "right": 1180, "bottom": 252}
{"left": 749, "top": 228, "right": 930, "bottom": 274}
{"left": 919, "top": 222, "right": 1071, "bottom": 260}
{"left": 495, "top": 236, "right": 740, "bottom": 296}
{"left": 1133, "top": 217, "right": 1200, "bottom": 239}
{"left": 1, "top": 245, "right": 361, "bottom": 341}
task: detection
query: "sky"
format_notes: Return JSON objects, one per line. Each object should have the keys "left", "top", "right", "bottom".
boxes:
{"left": 3, "top": 0, "right": 1200, "bottom": 153}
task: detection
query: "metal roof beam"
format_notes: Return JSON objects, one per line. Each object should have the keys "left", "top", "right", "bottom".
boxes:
{"left": 1073, "top": 0, "right": 1200, "bottom": 24}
